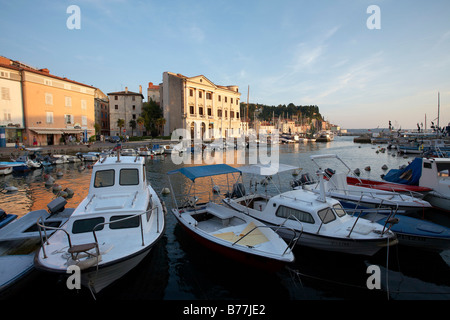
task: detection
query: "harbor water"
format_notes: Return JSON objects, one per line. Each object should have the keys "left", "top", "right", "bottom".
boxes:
{"left": 1, "top": 136, "right": 449, "bottom": 302}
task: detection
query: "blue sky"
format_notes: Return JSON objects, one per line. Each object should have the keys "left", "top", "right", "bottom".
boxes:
{"left": 1, "top": 0, "right": 449, "bottom": 129}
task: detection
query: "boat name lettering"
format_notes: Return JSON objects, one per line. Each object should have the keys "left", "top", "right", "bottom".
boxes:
{"left": 66, "top": 265, "right": 81, "bottom": 290}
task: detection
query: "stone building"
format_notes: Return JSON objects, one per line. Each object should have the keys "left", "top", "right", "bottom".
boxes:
{"left": 107, "top": 86, "right": 144, "bottom": 137}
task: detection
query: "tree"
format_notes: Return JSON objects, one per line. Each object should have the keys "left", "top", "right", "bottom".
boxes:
{"left": 129, "top": 119, "right": 136, "bottom": 136}
{"left": 137, "top": 116, "right": 145, "bottom": 136}
{"left": 117, "top": 118, "right": 125, "bottom": 136}
{"left": 142, "top": 99, "right": 164, "bottom": 137}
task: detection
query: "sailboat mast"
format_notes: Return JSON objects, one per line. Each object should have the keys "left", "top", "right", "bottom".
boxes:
{"left": 438, "top": 92, "right": 440, "bottom": 130}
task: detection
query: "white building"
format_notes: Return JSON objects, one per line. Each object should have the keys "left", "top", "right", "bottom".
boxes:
{"left": 161, "top": 72, "right": 242, "bottom": 140}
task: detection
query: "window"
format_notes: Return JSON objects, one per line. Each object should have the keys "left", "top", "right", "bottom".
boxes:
{"left": 132, "top": 114, "right": 136, "bottom": 119}
{"left": 318, "top": 207, "right": 336, "bottom": 224}
{"left": 65, "top": 96, "right": 72, "bottom": 107}
{"left": 132, "top": 96, "right": 135, "bottom": 101}
{"left": 207, "top": 108, "right": 212, "bottom": 116}
{"left": 94, "top": 169, "right": 115, "bottom": 188}
{"left": 190, "top": 89, "right": 193, "bottom": 97}
{"left": 110, "top": 215, "right": 140, "bottom": 229}
{"left": 72, "top": 217, "right": 105, "bottom": 234}
{"left": 81, "top": 115, "right": 87, "bottom": 126}
{"left": 46, "top": 111, "right": 53, "bottom": 124}
{"left": 225, "top": 97, "right": 227, "bottom": 103}
{"left": 231, "top": 98, "right": 233, "bottom": 104}
{"left": 45, "top": 93, "right": 53, "bottom": 105}
{"left": 3, "top": 110, "right": 11, "bottom": 121}
{"left": 199, "top": 91, "right": 202, "bottom": 99}
{"left": 206, "top": 92, "right": 212, "bottom": 100}
{"left": 236, "top": 112, "right": 239, "bottom": 119}
{"left": 190, "top": 105, "right": 195, "bottom": 114}
{"left": 120, "top": 168, "right": 139, "bottom": 185}
{"left": 225, "top": 110, "right": 228, "bottom": 118}
{"left": 276, "top": 205, "right": 315, "bottom": 224}
{"left": 230, "top": 111, "right": 234, "bottom": 118}
{"left": 217, "top": 109, "right": 222, "bottom": 117}
{"left": 81, "top": 99, "right": 87, "bottom": 109}
{"left": 199, "top": 107, "right": 204, "bottom": 115}
{"left": 65, "top": 114, "right": 73, "bottom": 124}
{"left": 1, "top": 87, "right": 10, "bottom": 100}
{"left": 333, "top": 203, "right": 346, "bottom": 217}
{"left": 115, "top": 105, "right": 118, "bottom": 110}
{"left": 115, "top": 96, "right": 118, "bottom": 100}
{"left": 218, "top": 95, "right": 221, "bottom": 102}
{"left": 132, "top": 105, "right": 136, "bottom": 110}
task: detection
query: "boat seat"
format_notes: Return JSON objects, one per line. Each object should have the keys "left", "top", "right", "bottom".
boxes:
{"left": 68, "top": 242, "right": 100, "bottom": 260}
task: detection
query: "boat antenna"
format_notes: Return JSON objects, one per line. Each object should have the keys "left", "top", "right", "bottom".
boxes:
{"left": 317, "top": 171, "right": 327, "bottom": 203}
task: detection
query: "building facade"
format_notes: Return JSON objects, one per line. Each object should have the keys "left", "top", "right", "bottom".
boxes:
{"left": 0, "top": 60, "right": 24, "bottom": 145}
{"left": 147, "top": 82, "right": 160, "bottom": 104}
{"left": 94, "top": 88, "right": 110, "bottom": 136}
{"left": 107, "top": 86, "right": 144, "bottom": 137}
{"left": 0, "top": 56, "right": 96, "bottom": 146}
{"left": 161, "top": 72, "right": 242, "bottom": 140}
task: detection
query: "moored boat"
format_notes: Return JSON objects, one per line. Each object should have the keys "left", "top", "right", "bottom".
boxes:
{"left": 167, "top": 164, "right": 296, "bottom": 271}
{"left": 223, "top": 164, "right": 398, "bottom": 256}
{"left": 34, "top": 155, "right": 166, "bottom": 294}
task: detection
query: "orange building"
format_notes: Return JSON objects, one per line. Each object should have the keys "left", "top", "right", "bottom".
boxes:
{"left": 0, "top": 56, "right": 96, "bottom": 146}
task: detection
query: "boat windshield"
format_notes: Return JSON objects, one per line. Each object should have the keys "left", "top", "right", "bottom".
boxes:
{"left": 332, "top": 203, "right": 347, "bottom": 217}
{"left": 436, "top": 163, "right": 450, "bottom": 177}
{"left": 94, "top": 169, "right": 115, "bottom": 188}
{"left": 318, "top": 207, "right": 336, "bottom": 224}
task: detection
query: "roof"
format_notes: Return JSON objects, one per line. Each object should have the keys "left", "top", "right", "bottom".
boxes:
{"left": 167, "top": 164, "right": 241, "bottom": 181}
{"left": 107, "top": 91, "right": 144, "bottom": 99}
{"left": 0, "top": 57, "right": 96, "bottom": 89}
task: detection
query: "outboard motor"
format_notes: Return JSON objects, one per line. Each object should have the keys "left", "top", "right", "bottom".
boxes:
{"left": 291, "top": 173, "right": 315, "bottom": 189}
{"left": 324, "top": 168, "right": 335, "bottom": 179}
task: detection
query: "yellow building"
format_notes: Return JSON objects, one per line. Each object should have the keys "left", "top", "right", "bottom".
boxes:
{"left": 0, "top": 56, "right": 96, "bottom": 146}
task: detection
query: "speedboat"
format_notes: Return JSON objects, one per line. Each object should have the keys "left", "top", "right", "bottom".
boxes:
{"left": 0, "top": 197, "right": 74, "bottom": 293}
{"left": 151, "top": 144, "right": 165, "bottom": 155}
{"left": 223, "top": 164, "right": 398, "bottom": 256}
{"left": 121, "top": 148, "right": 138, "bottom": 156}
{"left": 301, "top": 154, "right": 432, "bottom": 214}
{"left": 34, "top": 155, "right": 166, "bottom": 294}
{"left": 167, "top": 164, "right": 296, "bottom": 271}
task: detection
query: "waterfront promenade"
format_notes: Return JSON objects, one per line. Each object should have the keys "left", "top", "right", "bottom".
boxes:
{"left": 0, "top": 139, "right": 162, "bottom": 160}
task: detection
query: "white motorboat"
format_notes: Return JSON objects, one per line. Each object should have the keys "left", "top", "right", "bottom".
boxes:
{"left": 0, "top": 197, "right": 74, "bottom": 293}
{"left": 302, "top": 154, "right": 432, "bottom": 214}
{"left": 138, "top": 147, "right": 152, "bottom": 156}
{"left": 34, "top": 155, "right": 166, "bottom": 294}
{"left": 223, "top": 164, "right": 398, "bottom": 256}
{"left": 0, "top": 165, "right": 12, "bottom": 176}
{"left": 77, "top": 152, "right": 100, "bottom": 162}
{"left": 121, "top": 148, "right": 138, "bottom": 156}
{"left": 419, "top": 157, "right": 450, "bottom": 212}
{"left": 167, "top": 164, "right": 296, "bottom": 271}
{"left": 151, "top": 144, "right": 165, "bottom": 155}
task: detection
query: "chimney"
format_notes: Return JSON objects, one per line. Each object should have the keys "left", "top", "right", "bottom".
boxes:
{"left": 125, "top": 87, "right": 128, "bottom": 93}
{"left": 139, "top": 85, "right": 142, "bottom": 94}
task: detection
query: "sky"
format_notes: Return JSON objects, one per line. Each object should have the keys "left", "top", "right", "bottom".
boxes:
{"left": 1, "top": 0, "right": 450, "bottom": 130}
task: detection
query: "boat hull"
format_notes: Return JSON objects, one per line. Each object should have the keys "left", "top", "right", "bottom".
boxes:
{"left": 175, "top": 214, "right": 289, "bottom": 272}
{"left": 268, "top": 221, "right": 394, "bottom": 256}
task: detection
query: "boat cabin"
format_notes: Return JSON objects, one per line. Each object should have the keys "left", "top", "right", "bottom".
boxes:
{"left": 420, "top": 157, "right": 450, "bottom": 192}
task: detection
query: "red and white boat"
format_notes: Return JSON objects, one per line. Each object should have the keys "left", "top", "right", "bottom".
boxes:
{"left": 346, "top": 176, "right": 432, "bottom": 198}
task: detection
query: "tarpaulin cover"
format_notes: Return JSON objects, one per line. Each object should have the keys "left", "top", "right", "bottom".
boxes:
{"left": 382, "top": 158, "right": 423, "bottom": 185}
{"left": 167, "top": 164, "right": 241, "bottom": 181}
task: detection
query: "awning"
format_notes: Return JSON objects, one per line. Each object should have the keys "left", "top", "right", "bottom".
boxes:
{"left": 63, "top": 129, "right": 93, "bottom": 134}
{"left": 167, "top": 164, "right": 241, "bottom": 181}
{"left": 31, "top": 129, "right": 64, "bottom": 135}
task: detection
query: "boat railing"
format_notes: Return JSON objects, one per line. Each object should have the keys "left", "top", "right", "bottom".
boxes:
{"left": 345, "top": 196, "right": 399, "bottom": 237}
{"left": 37, "top": 205, "right": 161, "bottom": 260}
